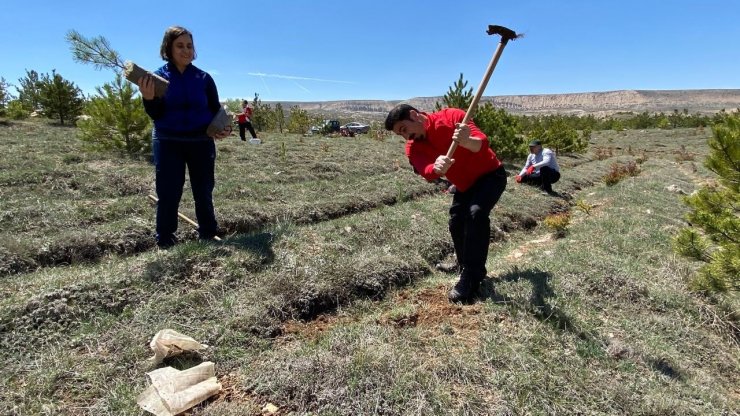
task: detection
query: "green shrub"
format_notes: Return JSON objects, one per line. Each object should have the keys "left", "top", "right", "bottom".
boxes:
{"left": 543, "top": 212, "right": 571, "bottom": 238}
{"left": 6, "top": 100, "right": 29, "bottom": 120}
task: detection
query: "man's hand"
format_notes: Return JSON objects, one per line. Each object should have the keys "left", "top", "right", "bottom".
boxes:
{"left": 515, "top": 175, "right": 522, "bottom": 183}
{"left": 452, "top": 123, "right": 470, "bottom": 144}
{"left": 452, "top": 123, "right": 483, "bottom": 152}
{"left": 526, "top": 165, "right": 536, "bottom": 175}
{"left": 136, "top": 75, "right": 155, "bottom": 100}
{"left": 433, "top": 155, "right": 454, "bottom": 175}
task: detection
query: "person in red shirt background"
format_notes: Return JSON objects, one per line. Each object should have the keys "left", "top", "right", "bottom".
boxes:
{"left": 236, "top": 99, "right": 258, "bottom": 141}
{"left": 385, "top": 104, "right": 507, "bottom": 303}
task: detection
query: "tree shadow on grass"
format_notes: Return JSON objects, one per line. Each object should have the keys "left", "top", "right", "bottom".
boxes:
{"left": 222, "top": 231, "right": 276, "bottom": 266}
{"left": 479, "top": 267, "right": 684, "bottom": 380}
{"left": 480, "top": 267, "right": 589, "bottom": 338}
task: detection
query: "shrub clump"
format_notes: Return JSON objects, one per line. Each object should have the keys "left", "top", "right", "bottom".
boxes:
{"left": 543, "top": 212, "right": 571, "bottom": 238}
{"left": 604, "top": 161, "right": 640, "bottom": 186}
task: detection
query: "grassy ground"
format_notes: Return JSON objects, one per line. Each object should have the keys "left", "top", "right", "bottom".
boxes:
{"left": 0, "top": 121, "right": 737, "bottom": 415}
{"left": 0, "top": 122, "right": 438, "bottom": 275}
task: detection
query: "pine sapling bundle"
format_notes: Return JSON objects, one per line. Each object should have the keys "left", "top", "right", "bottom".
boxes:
{"left": 123, "top": 61, "right": 169, "bottom": 98}
{"left": 206, "top": 106, "right": 232, "bottom": 137}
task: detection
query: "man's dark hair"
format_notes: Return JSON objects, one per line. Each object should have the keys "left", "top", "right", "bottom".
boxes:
{"left": 384, "top": 104, "right": 418, "bottom": 131}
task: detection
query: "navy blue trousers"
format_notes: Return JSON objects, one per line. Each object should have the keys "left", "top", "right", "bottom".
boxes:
{"left": 449, "top": 166, "right": 507, "bottom": 281}
{"left": 153, "top": 139, "right": 218, "bottom": 246}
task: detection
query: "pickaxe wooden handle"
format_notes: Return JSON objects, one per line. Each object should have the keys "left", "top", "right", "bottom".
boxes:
{"left": 446, "top": 25, "right": 521, "bottom": 159}
{"left": 147, "top": 194, "right": 222, "bottom": 241}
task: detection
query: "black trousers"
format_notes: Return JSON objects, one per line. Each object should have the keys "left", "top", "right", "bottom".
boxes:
{"left": 153, "top": 139, "right": 218, "bottom": 246}
{"left": 239, "top": 121, "right": 257, "bottom": 140}
{"left": 449, "top": 166, "right": 507, "bottom": 281}
{"left": 521, "top": 166, "right": 560, "bottom": 192}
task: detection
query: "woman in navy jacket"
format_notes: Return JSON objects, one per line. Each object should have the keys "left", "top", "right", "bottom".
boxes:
{"left": 137, "top": 26, "right": 231, "bottom": 248}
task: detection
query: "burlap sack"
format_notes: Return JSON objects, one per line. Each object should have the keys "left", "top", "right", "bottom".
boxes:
{"left": 137, "top": 362, "right": 222, "bottom": 416}
{"left": 124, "top": 61, "right": 169, "bottom": 97}
{"left": 148, "top": 329, "right": 208, "bottom": 365}
{"left": 206, "top": 107, "right": 232, "bottom": 137}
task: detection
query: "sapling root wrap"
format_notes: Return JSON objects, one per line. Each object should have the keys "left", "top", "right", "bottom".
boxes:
{"left": 124, "top": 61, "right": 169, "bottom": 97}
{"left": 206, "top": 107, "right": 232, "bottom": 137}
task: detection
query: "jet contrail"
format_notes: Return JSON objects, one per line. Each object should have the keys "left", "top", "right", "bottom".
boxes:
{"left": 293, "top": 81, "right": 311, "bottom": 93}
{"left": 248, "top": 72, "right": 355, "bottom": 84}
{"left": 258, "top": 75, "right": 272, "bottom": 94}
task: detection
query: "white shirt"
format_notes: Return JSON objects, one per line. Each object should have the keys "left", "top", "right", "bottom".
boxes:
{"left": 519, "top": 148, "right": 560, "bottom": 176}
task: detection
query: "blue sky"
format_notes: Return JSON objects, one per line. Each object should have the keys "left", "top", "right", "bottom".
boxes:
{"left": 2, "top": 0, "right": 739, "bottom": 102}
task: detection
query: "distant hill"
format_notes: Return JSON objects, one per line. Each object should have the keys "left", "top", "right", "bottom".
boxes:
{"left": 266, "top": 89, "right": 740, "bottom": 121}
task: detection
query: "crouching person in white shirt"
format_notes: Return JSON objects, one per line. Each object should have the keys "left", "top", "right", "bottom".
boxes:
{"left": 515, "top": 140, "right": 560, "bottom": 195}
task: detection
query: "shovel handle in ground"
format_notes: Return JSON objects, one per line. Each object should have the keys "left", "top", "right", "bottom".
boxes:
{"left": 147, "top": 194, "right": 222, "bottom": 241}
{"left": 445, "top": 25, "right": 521, "bottom": 160}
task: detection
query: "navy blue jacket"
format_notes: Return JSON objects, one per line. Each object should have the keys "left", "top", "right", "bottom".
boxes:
{"left": 143, "top": 63, "right": 221, "bottom": 140}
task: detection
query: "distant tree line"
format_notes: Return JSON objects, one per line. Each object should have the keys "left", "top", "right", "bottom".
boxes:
{"left": 1, "top": 49, "right": 735, "bottom": 160}
{"left": 431, "top": 73, "right": 736, "bottom": 162}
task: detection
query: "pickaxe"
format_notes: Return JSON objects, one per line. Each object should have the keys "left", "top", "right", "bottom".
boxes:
{"left": 147, "top": 194, "right": 222, "bottom": 241}
{"left": 446, "top": 25, "right": 522, "bottom": 158}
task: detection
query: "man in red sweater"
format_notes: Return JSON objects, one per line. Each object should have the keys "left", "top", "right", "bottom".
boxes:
{"left": 236, "top": 99, "right": 258, "bottom": 141}
{"left": 385, "top": 104, "right": 507, "bottom": 302}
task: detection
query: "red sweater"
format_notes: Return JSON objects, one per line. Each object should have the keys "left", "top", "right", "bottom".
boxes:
{"left": 237, "top": 105, "right": 253, "bottom": 123}
{"left": 405, "top": 108, "right": 501, "bottom": 192}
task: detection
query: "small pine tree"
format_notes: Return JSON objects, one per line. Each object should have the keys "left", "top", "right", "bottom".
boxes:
{"left": 251, "top": 93, "right": 274, "bottom": 132}
{"left": 78, "top": 74, "right": 151, "bottom": 154}
{"left": 65, "top": 30, "right": 154, "bottom": 153}
{"left": 66, "top": 30, "right": 126, "bottom": 72}
{"left": 474, "top": 102, "right": 526, "bottom": 161}
{"left": 435, "top": 73, "right": 473, "bottom": 111}
{"left": 0, "top": 77, "right": 12, "bottom": 115}
{"left": 274, "top": 102, "right": 285, "bottom": 133}
{"left": 6, "top": 100, "right": 28, "bottom": 119}
{"left": 16, "top": 69, "right": 43, "bottom": 112}
{"left": 674, "top": 114, "right": 739, "bottom": 292}
{"left": 37, "top": 70, "right": 85, "bottom": 125}
{"left": 287, "top": 105, "right": 311, "bottom": 134}
{"left": 545, "top": 115, "right": 587, "bottom": 154}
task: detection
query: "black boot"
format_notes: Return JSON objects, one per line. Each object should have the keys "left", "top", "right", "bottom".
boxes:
{"left": 448, "top": 275, "right": 481, "bottom": 303}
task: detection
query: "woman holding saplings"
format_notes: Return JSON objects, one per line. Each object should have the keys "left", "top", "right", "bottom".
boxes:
{"left": 137, "top": 26, "right": 231, "bottom": 248}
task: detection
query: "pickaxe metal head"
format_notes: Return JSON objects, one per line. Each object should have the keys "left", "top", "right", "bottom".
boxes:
{"left": 486, "top": 25, "right": 522, "bottom": 43}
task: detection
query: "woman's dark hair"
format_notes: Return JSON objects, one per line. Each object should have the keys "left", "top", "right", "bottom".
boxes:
{"left": 159, "top": 26, "right": 197, "bottom": 61}
{"left": 384, "top": 104, "right": 418, "bottom": 130}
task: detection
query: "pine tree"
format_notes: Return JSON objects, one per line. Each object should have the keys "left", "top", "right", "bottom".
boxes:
{"left": 78, "top": 74, "right": 151, "bottom": 154}
{"left": 474, "top": 102, "right": 526, "bottom": 161}
{"left": 274, "top": 102, "right": 285, "bottom": 133}
{"left": 66, "top": 30, "right": 126, "bottom": 72}
{"left": 251, "top": 93, "right": 274, "bottom": 132}
{"left": 674, "top": 114, "right": 739, "bottom": 292}
{"left": 65, "top": 30, "right": 153, "bottom": 153}
{"left": 16, "top": 69, "right": 43, "bottom": 112}
{"left": 37, "top": 70, "right": 85, "bottom": 125}
{"left": 287, "top": 105, "right": 311, "bottom": 134}
{"left": 0, "top": 77, "right": 12, "bottom": 116}
{"left": 435, "top": 73, "right": 473, "bottom": 111}
{"left": 545, "top": 115, "right": 587, "bottom": 154}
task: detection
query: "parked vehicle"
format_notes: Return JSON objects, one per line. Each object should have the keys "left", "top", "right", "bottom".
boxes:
{"left": 312, "top": 120, "right": 341, "bottom": 134}
{"left": 341, "top": 122, "right": 370, "bottom": 134}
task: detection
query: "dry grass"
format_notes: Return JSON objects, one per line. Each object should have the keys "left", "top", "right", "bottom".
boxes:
{"left": 1, "top": 122, "right": 737, "bottom": 415}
